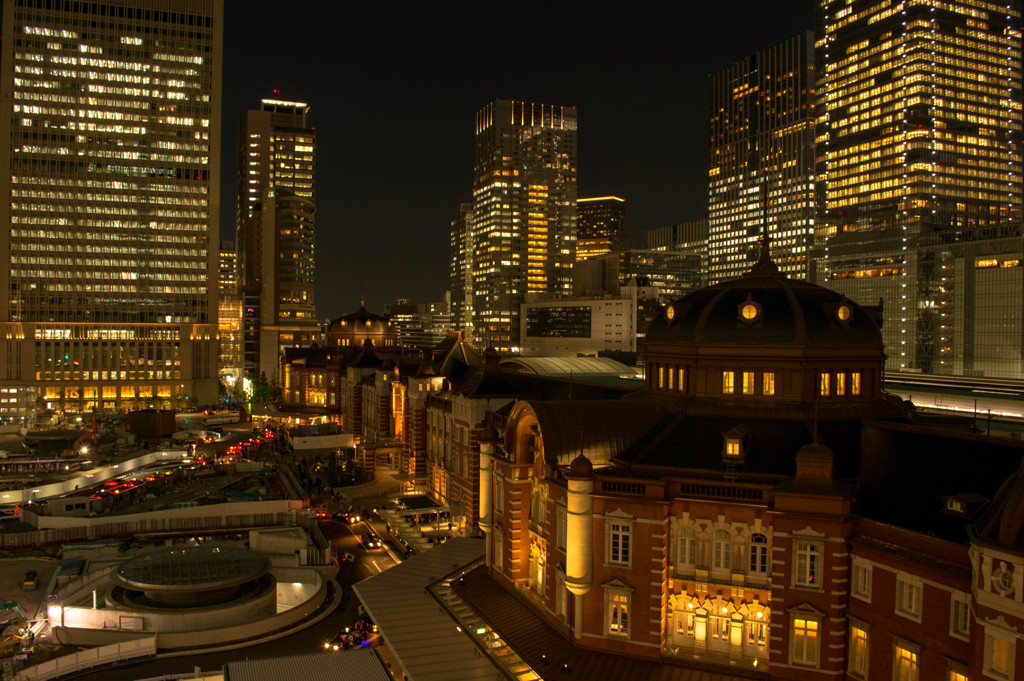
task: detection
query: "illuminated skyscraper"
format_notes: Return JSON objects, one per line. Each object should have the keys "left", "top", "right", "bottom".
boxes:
{"left": 816, "top": 0, "right": 1022, "bottom": 376}
{"left": 708, "top": 32, "right": 816, "bottom": 284}
{"left": 217, "top": 241, "right": 242, "bottom": 388}
{"left": 471, "top": 99, "right": 577, "bottom": 352}
{"left": 236, "top": 99, "right": 316, "bottom": 380}
{"left": 0, "top": 0, "right": 223, "bottom": 418}
{"left": 577, "top": 196, "right": 626, "bottom": 261}
{"left": 449, "top": 202, "right": 474, "bottom": 336}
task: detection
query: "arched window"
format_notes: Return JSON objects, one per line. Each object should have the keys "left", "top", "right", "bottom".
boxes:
{"left": 749, "top": 533, "right": 768, "bottom": 575}
{"left": 712, "top": 530, "right": 731, "bottom": 570}
{"left": 678, "top": 527, "right": 696, "bottom": 568}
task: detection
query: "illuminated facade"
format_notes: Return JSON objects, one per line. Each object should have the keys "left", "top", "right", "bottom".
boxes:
{"left": 0, "top": 0, "right": 223, "bottom": 415}
{"left": 708, "top": 32, "right": 816, "bottom": 283}
{"left": 576, "top": 196, "right": 626, "bottom": 261}
{"left": 217, "top": 240, "right": 242, "bottom": 387}
{"left": 449, "top": 202, "right": 473, "bottom": 336}
{"left": 236, "top": 99, "right": 317, "bottom": 381}
{"left": 470, "top": 99, "right": 578, "bottom": 353}
{"left": 470, "top": 250, "right": 1024, "bottom": 680}
{"left": 816, "top": 0, "right": 1022, "bottom": 376}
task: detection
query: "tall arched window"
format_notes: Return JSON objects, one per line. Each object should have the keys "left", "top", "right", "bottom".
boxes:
{"left": 678, "top": 527, "right": 696, "bottom": 569}
{"left": 749, "top": 533, "right": 768, "bottom": 575}
{"left": 712, "top": 530, "right": 731, "bottom": 570}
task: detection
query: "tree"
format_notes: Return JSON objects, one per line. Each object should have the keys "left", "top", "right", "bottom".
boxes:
{"left": 254, "top": 371, "right": 270, "bottom": 403}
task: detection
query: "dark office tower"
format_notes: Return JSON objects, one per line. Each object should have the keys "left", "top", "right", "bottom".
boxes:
{"left": 577, "top": 196, "right": 626, "bottom": 261}
{"left": 472, "top": 99, "right": 578, "bottom": 352}
{"left": 236, "top": 99, "right": 317, "bottom": 381}
{"left": 816, "top": 1, "right": 1022, "bottom": 377}
{"left": 0, "top": 0, "right": 223, "bottom": 420}
{"left": 449, "top": 202, "right": 474, "bottom": 336}
{"left": 708, "top": 32, "right": 817, "bottom": 285}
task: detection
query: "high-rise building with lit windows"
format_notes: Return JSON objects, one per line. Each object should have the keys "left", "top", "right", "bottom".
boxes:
{"left": 449, "top": 202, "right": 474, "bottom": 337}
{"left": 217, "top": 240, "right": 242, "bottom": 388}
{"left": 0, "top": 0, "right": 223, "bottom": 418}
{"left": 708, "top": 32, "right": 816, "bottom": 284}
{"left": 236, "top": 99, "right": 317, "bottom": 381}
{"left": 470, "top": 99, "right": 577, "bottom": 353}
{"left": 576, "top": 196, "right": 626, "bottom": 261}
{"left": 815, "top": 0, "right": 1022, "bottom": 377}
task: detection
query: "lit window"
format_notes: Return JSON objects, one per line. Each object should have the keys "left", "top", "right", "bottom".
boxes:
{"left": 792, "top": 617, "right": 819, "bottom": 666}
{"left": 658, "top": 366, "right": 665, "bottom": 389}
{"left": 836, "top": 372, "right": 846, "bottom": 395}
{"left": 607, "top": 590, "right": 630, "bottom": 637}
{"left": 723, "top": 371, "right": 735, "bottom": 394}
{"left": 984, "top": 628, "right": 1014, "bottom": 679}
{"left": 677, "top": 368, "right": 685, "bottom": 392}
{"left": 819, "top": 372, "right": 830, "bottom": 396}
{"left": 725, "top": 439, "right": 741, "bottom": 458}
{"left": 749, "top": 533, "right": 768, "bottom": 575}
{"left": 676, "top": 612, "right": 695, "bottom": 638}
{"left": 849, "top": 625, "right": 868, "bottom": 678}
{"left": 709, "top": 615, "right": 730, "bottom": 642}
{"left": 894, "top": 644, "right": 919, "bottom": 681}
{"left": 763, "top": 371, "right": 775, "bottom": 395}
{"left": 742, "top": 371, "right": 755, "bottom": 394}
{"left": 851, "top": 371, "right": 861, "bottom": 395}
{"left": 746, "top": 620, "right": 767, "bottom": 649}
{"left": 895, "top": 573, "right": 923, "bottom": 620}
{"left": 667, "top": 367, "right": 675, "bottom": 390}
{"left": 795, "top": 540, "right": 821, "bottom": 587}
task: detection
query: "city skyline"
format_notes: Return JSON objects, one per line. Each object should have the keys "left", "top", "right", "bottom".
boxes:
{"left": 220, "top": 1, "right": 817, "bottom": 318}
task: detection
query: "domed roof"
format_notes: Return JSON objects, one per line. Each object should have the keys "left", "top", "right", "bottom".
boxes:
{"left": 647, "top": 259, "right": 882, "bottom": 347}
{"left": 568, "top": 453, "right": 594, "bottom": 478}
{"left": 328, "top": 305, "right": 393, "bottom": 335}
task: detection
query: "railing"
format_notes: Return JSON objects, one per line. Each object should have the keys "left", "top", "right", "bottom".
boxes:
{"left": 15, "top": 636, "right": 156, "bottom": 681}
{"left": 599, "top": 480, "right": 647, "bottom": 496}
{"left": 677, "top": 482, "right": 765, "bottom": 501}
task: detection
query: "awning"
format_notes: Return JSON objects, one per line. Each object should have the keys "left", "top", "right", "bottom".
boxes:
{"left": 352, "top": 538, "right": 494, "bottom": 681}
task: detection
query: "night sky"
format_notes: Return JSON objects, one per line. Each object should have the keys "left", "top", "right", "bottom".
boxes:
{"left": 221, "top": 2, "right": 816, "bottom": 320}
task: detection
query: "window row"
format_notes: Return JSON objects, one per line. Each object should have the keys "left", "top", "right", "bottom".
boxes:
{"left": 851, "top": 558, "right": 972, "bottom": 639}
{"left": 676, "top": 529, "right": 772, "bottom": 577}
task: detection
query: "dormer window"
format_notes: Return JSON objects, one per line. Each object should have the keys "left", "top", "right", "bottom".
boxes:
{"left": 722, "top": 425, "right": 749, "bottom": 464}
{"left": 836, "top": 302, "right": 853, "bottom": 323}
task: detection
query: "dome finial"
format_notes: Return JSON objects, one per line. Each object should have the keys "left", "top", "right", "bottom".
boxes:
{"left": 744, "top": 175, "right": 782, "bottom": 277}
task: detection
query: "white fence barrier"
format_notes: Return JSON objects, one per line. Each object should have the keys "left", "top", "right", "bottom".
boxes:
{"left": 15, "top": 636, "right": 156, "bottom": 681}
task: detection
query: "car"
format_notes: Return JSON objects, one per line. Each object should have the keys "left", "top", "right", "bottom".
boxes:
{"left": 361, "top": 534, "right": 382, "bottom": 550}
{"left": 22, "top": 570, "right": 38, "bottom": 591}
{"left": 323, "top": 627, "right": 366, "bottom": 651}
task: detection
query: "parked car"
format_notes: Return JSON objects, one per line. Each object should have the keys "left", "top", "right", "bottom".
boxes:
{"left": 22, "top": 570, "right": 38, "bottom": 591}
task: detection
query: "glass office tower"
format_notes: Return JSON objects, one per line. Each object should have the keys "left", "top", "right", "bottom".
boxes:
{"left": 471, "top": 99, "right": 577, "bottom": 352}
{"left": 816, "top": 0, "right": 1022, "bottom": 376}
{"left": 708, "top": 32, "right": 817, "bottom": 284}
{"left": 0, "top": 0, "right": 223, "bottom": 418}
{"left": 236, "top": 99, "right": 317, "bottom": 381}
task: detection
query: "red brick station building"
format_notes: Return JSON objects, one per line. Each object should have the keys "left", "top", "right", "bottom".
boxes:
{"left": 470, "top": 246, "right": 1024, "bottom": 680}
